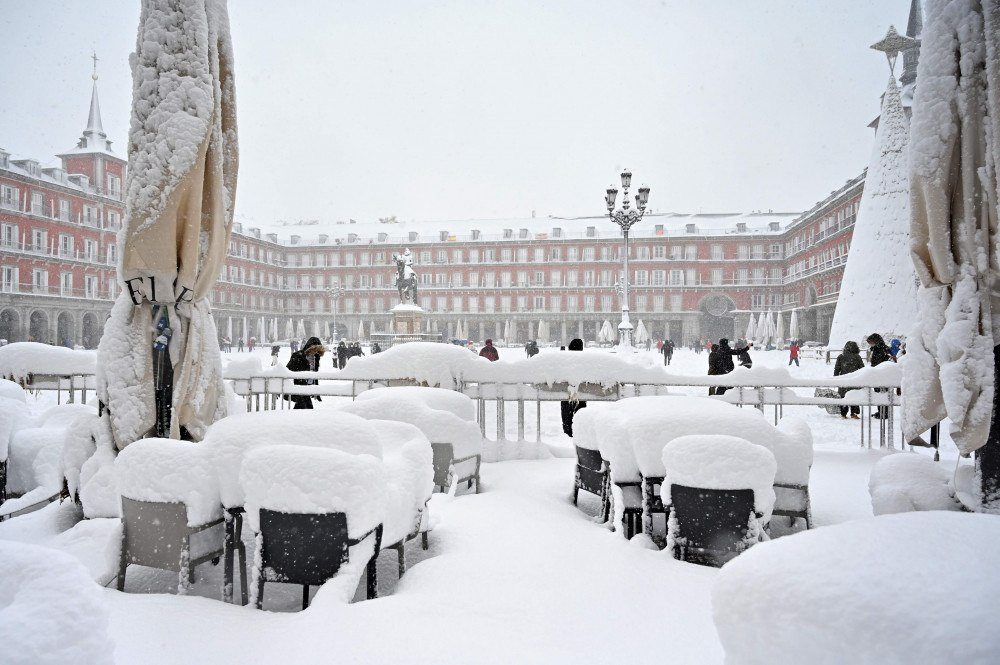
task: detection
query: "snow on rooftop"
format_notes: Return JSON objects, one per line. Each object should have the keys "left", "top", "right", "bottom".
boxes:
{"left": 236, "top": 210, "right": 802, "bottom": 247}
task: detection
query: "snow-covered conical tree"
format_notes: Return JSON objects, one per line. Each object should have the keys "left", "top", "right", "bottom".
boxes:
{"left": 828, "top": 78, "right": 918, "bottom": 348}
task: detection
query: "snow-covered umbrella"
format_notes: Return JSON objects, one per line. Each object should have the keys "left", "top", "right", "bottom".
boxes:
{"left": 284, "top": 318, "right": 294, "bottom": 341}
{"left": 357, "top": 320, "right": 365, "bottom": 340}
{"left": 774, "top": 312, "right": 785, "bottom": 345}
{"left": 96, "top": 0, "right": 237, "bottom": 446}
{"left": 598, "top": 320, "right": 614, "bottom": 344}
{"left": 311, "top": 319, "right": 321, "bottom": 339}
{"left": 634, "top": 319, "right": 649, "bottom": 344}
{"left": 745, "top": 314, "right": 757, "bottom": 342}
{"left": 257, "top": 316, "right": 266, "bottom": 344}
{"left": 789, "top": 309, "right": 800, "bottom": 342}
{"left": 503, "top": 320, "right": 512, "bottom": 344}
{"left": 271, "top": 318, "right": 278, "bottom": 342}
{"left": 755, "top": 312, "right": 768, "bottom": 346}
{"left": 905, "top": 0, "right": 1000, "bottom": 479}
{"left": 296, "top": 319, "right": 306, "bottom": 339}
{"left": 537, "top": 320, "right": 547, "bottom": 344}
{"left": 241, "top": 316, "right": 247, "bottom": 342}
{"left": 226, "top": 316, "right": 233, "bottom": 342}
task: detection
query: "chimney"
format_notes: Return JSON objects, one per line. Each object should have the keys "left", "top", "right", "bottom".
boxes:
{"left": 265, "top": 233, "right": 278, "bottom": 243}
{"left": 290, "top": 235, "right": 300, "bottom": 245}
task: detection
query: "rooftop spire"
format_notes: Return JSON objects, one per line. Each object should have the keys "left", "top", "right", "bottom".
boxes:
{"left": 66, "top": 53, "right": 116, "bottom": 156}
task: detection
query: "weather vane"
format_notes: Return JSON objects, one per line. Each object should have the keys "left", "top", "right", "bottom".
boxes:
{"left": 91, "top": 51, "right": 99, "bottom": 80}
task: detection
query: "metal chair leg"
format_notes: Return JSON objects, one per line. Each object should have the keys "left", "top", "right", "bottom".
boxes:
{"left": 302, "top": 585, "right": 310, "bottom": 610}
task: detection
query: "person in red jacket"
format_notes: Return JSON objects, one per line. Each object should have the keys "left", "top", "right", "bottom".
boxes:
{"left": 788, "top": 340, "right": 800, "bottom": 367}
{"left": 479, "top": 339, "right": 500, "bottom": 362}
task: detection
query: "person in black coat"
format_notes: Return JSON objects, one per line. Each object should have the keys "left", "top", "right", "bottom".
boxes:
{"left": 526, "top": 340, "right": 540, "bottom": 358}
{"left": 867, "top": 333, "right": 893, "bottom": 418}
{"left": 661, "top": 339, "right": 674, "bottom": 366}
{"left": 336, "top": 341, "right": 348, "bottom": 369}
{"left": 735, "top": 340, "right": 753, "bottom": 369}
{"left": 708, "top": 338, "right": 740, "bottom": 395}
{"left": 286, "top": 337, "right": 325, "bottom": 409}
{"left": 560, "top": 338, "right": 587, "bottom": 436}
{"left": 834, "top": 341, "right": 865, "bottom": 418}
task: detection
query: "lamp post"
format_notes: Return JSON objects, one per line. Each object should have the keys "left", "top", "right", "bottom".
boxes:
{"left": 327, "top": 287, "right": 345, "bottom": 342}
{"left": 605, "top": 169, "right": 650, "bottom": 352}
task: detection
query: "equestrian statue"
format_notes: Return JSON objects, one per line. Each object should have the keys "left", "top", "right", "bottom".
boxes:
{"left": 393, "top": 248, "right": 419, "bottom": 306}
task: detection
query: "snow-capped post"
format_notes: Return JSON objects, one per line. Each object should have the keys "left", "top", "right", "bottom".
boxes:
{"left": 903, "top": 0, "right": 1000, "bottom": 510}
{"left": 97, "top": 0, "right": 238, "bottom": 448}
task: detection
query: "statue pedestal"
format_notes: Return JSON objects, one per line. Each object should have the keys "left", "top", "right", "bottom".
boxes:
{"left": 390, "top": 303, "right": 426, "bottom": 337}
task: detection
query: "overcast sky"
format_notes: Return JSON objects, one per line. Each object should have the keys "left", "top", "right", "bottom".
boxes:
{"left": 1, "top": 1, "right": 910, "bottom": 225}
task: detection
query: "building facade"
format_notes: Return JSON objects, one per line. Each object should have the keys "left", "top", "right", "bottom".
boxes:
{"left": 1, "top": 83, "right": 863, "bottom": 349}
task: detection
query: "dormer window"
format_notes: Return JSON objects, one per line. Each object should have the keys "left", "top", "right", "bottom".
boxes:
{"left": 519, "top": 228, "right": 529, "bottom": 239}
{"left": 552, "top": 227, "right": 563, "bottom": 238}
{"left": 408, "top": 231, "right": 419, "bottom": 242}
{"left": 503, "top": 229, "right": 513, "bottom": 239}
{"left": 439, "top": 231, "right": 449, "bottom": 242}
{"left": 377, "top": 232, "right": 388, "bottom": 242}
{"left": 736, "top": 222, "right": 747, "bottom": 233}
{"left": 586, "top": 226, "right": 596, "bottom": 238}
{"left": 685, "top": 224, "right": 697, "bottom": 234}
{"left": 471, "top": 229, "right": 481, "bottom": 240}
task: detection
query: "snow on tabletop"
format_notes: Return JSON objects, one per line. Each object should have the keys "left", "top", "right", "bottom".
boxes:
{"left": 367, "top": 419, "right": 434, "bottom": 544}
{"left": 115, "top": 438, "right": 222, "bottom": 526}
{"left": 240, "top": 445, "right": 387, "bottom": 538}
{"left": 712, "top": 512, "right": 1000, "bottom": 665}
{"left": 203, "top": 410, "right": 383, "bottom": 508}
{"left": 345, "top": 342, "right": 488, "bottom": 388}
{"left": 591, "top": 396, "right": 811, "bottom": 487}
{"left": 357, "top": 386, "right": 477, "bottom": 422}
{"left": 0, "top": 540, "right": 114, "bottom": 665}
{"left": 0, "top": 342, "right": 97, "bottom": 382}
{"left": 339, "top": 394, "right": 483, "bottom": 458}
{"left": 223, "top": 355, "right": 264, "bottom": 380}
{"left": 58, "top": 413, "right": 100, "bottom": 498}
{"left": 0, "top": 378, "right": 26, "bottom": 402}
{"left": 868, "top": 452, "right": 961, "bottom": 515}
{"left": 661, "top": 434, "right": 777, "bottom": 518}
{"left": 463, "top": 349, "right": 667, "bottom": 388}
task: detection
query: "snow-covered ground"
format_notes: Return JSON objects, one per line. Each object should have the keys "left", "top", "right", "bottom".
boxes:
{"left": 1, "top": 344, "right": 945, "bottom": 663}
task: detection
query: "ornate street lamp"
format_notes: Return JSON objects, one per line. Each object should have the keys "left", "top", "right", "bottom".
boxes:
{"left": 605, "top": 168, "right": 650, "bottom": 351}
{"left": 327, "top": 286, "right": 346, "bottom": 342}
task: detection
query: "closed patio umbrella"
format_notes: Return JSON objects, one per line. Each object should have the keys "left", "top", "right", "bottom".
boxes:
{"left": 789, "top": 309, "right": 800, "bottom": 342}
{"left": 357, "top": 320, "right": 365, "bottom": 340}
{"left": 904, "top": 0, "right": 1000, "bottom": 503}
{"left": 284, "top": 319, "right": 294, "bottom": 341}
{"left": 226, "top": 316, "right": 233, "bottom": 342}
{"left": 96, "top": 0, "right": 237, "bottom": 447}
{"left": 257, "top": 316, "right": 266, "bottom": 344}
{"left": 634, "top": 319, "right": 649, "bottom": 344}
{"left": 745, "top": 314, "right": 757, "bottom": 342}
{"left": 296, "top": 319, "right": 306, "bottom": 339}
{"left": 755, "top": 312, "right": 768, "bottom": 346}
{"left": 774, "top": 312, "right": 785, "bottom": 346}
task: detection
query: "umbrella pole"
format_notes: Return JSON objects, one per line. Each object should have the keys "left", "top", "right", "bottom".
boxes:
{"left": 151, "top": 306, "right": 174, "bottom": 439}
{"left": 982, "top": 347, "right": 1000, "bottom": 508}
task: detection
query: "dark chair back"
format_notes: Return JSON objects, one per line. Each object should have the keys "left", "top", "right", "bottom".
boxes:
{"left": 575, "top": 446, "right": 606, "bottom": 496}
{"left": 431, "top": 442, "right": 455, "bottom": 487}
{"left": 259, "top": 509, "right": 350, "bottom": 585}
{"left": 669, "top": 484, "right": 755, "bottom": 564}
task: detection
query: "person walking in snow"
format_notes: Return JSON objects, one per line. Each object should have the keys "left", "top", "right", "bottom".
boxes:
{"left": 270, "top": 344, "right": 280, "bottom": 366}
{"left": 560, "top": 338, "right": 587, "bottom": 436}
{"left": 661, "top": 338, "right": 674, "bottom": 366}
{"left": 371, "top": 342, "right": 382, "bottom": 354}
{"left": 834, "top": 341, "right": 864, "bottom": 419}
{"left": 237, "top": 337, "right": 244, "bottom": 353}
{"left": 286, "top": 337, "right": 325, "bottom": 409}
{"left": 867, "top": 333, "right": 893, "bottom": 419}
{"left": 788, "top": 340, "right": 800, "bottom": 367}
{"left": 526, "top": 340, "right": 540, "bottom": 358}
{"left": 735, "top": 340, "right": 753, "bottom": 369}
{"left": 248, "top": 337, "right": 255, "bottom": 353}
{"left": 479, "top": 339, "right": 500, "bottom": 362}
{"left": 336, "top": 340, "right": 348, "bottom": 369}
{"left": 889, "top": 338, "right": 902, "bottom": 360}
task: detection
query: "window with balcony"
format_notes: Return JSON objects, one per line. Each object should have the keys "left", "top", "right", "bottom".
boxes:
{"left": 1, "top": 265, "right": 18, "bottom": 293}
{"left": 58, "top": 272, "right": 72, "bottom": 295}
{"left": 82, "top": 205, "right": 97, "bottom": 226}
{"left": 550, "top": 296, "right": 561, "bottom": 312}
{"left": 107, "top": 244, "right": 117, "bottom": 264}
{"left": 566, "top": 271, "right": 578, "bottom": 287}
{"left": 653, "top": 295, "right": 664, "bottom": 311}
{"left": 636, "top": 295, "right": 647, "bottom": 311}
{"left": 711, "top": 268, "right": 723, "bottom": 285}
{"left": 452, "top": 296, "right": 463, "bottom": 312}
{"left": 0, "top": 185, "right": 19, "bottom": 210}
{"left": 483, "top": 272, "right": 495, "bottom": 287}
{"left": 33, "top": 268, "right": 48, "bottom": 291}
{"left": 670, "top": 294, "right": 682, "bottom": 311}
{"left": 84, "top": 275, "right": 97, "bottom": 299}
{"left": 600, "top": 296, "right": 612, "bottom": 311}
{"left": 584, "top": 270, "right": 595, "bottom": 286}
{"left": 668, "top": 270, "right": 684, "bottom": 286}
{"left": 534, "top": 271, "right": 544, "bottom": 286}
{"left": 711, "top": 244, "right": 724, "bottom": 260}
{"left": 533, "top": 296, "right": 545, "bottom": 310}
{"left": 550, "top": 270, "right": 561, "bottom": 287}
{"left": 583, "top": 247, "right": 595, "bottom": 261}
{"left": 516, "top": 271, "right": 527, "bottom": 287}
{"left": 1, "top": 223, "right": 17, "bottom": 247}
{"left": 516, "top": 248, "right": 527, "bottom": 263}
{"left": 501, "top": 297, "right": 511, "bottom": 312}
{"left": 484, "top": 296, "right": 496, "bottom": 312}
{"left": 517, "top": 295, "right": 527, "bottom": 310}
{"left": 567, "top": 247, "right": 578, "bottom": 261}
{"left": 737, "top": 244, "right": 750, "bottom": 260}
{"left": 32, "top": 229, "right": 47, "bottom": 252}
{"left": 501, "top": 249, "right": 513, "bottom": 262}
{"left": 634, "top": 270, "right": 648, "bottom": 286}
{"left": 652, "top": 270, "right": 664, "bottom": 286}
{"left": 59, "top": 234, "right": 74, "bottom": 257}
{"left": 566, "top": 296, "right": 577, "bottom": 312}
{"left": 30, "top": 191, "right": 43, "bottom": 215}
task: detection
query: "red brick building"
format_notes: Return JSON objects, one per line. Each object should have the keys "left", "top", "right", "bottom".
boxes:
{"left": 1, "top": 80, "right": 862, "bottom": 348}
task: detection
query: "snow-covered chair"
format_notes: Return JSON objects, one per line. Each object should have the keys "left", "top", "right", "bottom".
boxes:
{"left": 572, "top": 445, "right": 610, "bottom": 522}
{"left": 618, "top": 396, "right": 813, "bottom": 530}
{"left": 368, "top": 419, "right": 435, "bottom": 576}
{"left": 356, "top": 386, "right": 477, "bottom": 422}
{"left": 0, "top": 379, "right": 29, "bottom": 504}
{"left": 202, "top": 409, "right": 383, "bottom": 604}
{"left": 339, "top": 395, "right": 482, "bottom": 494}
{"left": 240, "top": 445, "right": 387, "bottom": 609}
{"left": 575, "top": 403, "right": 642, "bottom": 537}
{"left": 114, "top": 438, "right": 225, "bottom": 593}
{"left": 1, "top": 403, "right": 95, "bottom": 520}
{"left": 662, "top": 435, "right": 776, "bottom": 566}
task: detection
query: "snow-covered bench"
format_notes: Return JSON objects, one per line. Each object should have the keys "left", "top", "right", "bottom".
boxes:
{"left": 241, "top": 444, "right": 387, "bottom": 609}
{"left": 114, "top": 438, "right": 225, "bottom": 594}
{"left": 339, "top": 394, "right": 483, "bottom": 494}
{"left": 662, "top": 434, "right": 776, "bottom": 565}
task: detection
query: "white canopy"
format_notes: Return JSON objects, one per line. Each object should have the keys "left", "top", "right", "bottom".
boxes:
{"left": 789, "top": 309, "right": 800, "bottom": 341}
{"left": 634, "top": 319, "right": 650, "bottom": 344}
